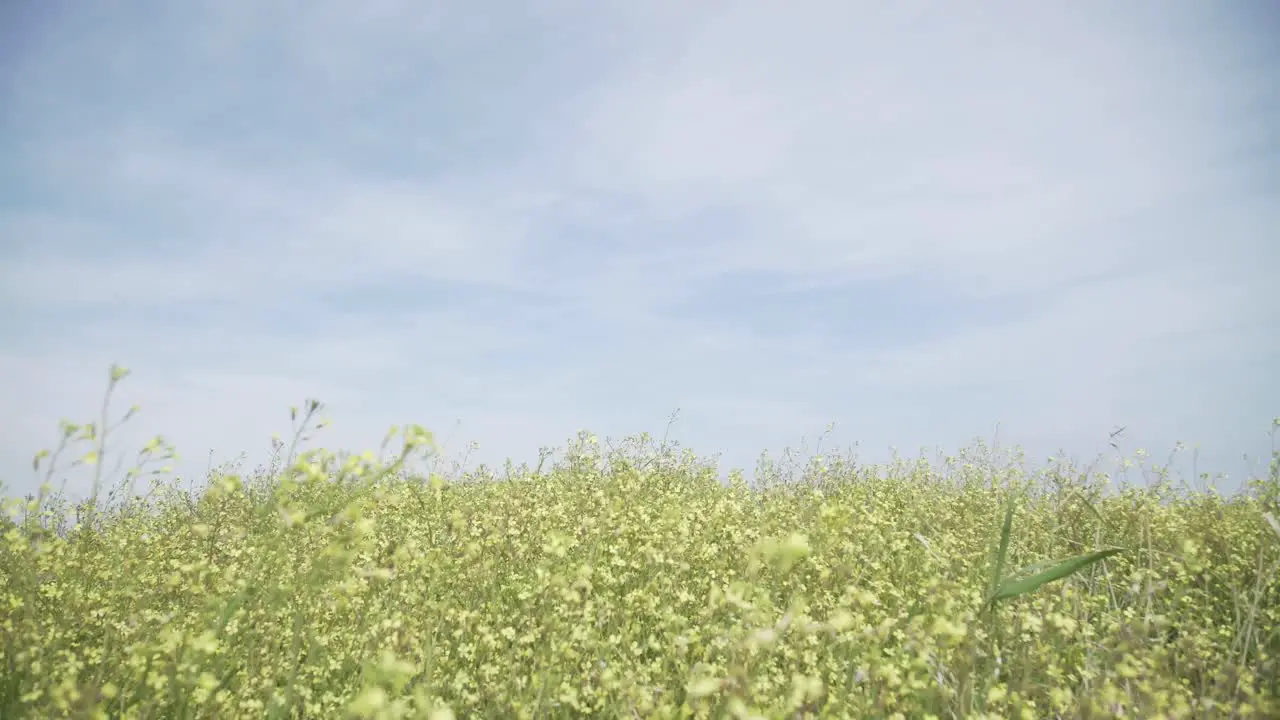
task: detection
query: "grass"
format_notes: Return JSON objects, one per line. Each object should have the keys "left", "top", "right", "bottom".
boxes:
{"left": 2, "top": 365, "right": 1278, "bottom": 719}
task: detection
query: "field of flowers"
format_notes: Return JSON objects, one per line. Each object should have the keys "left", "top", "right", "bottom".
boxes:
{"left": 2, "top": 368, "right": 1278, "bottom": 719}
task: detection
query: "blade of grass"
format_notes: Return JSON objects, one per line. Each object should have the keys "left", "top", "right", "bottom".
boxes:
{"left": 1003, "top": 557, "right": 1063, "bottom": 581}
{"left": 987, "top": 492, "right": 1017, "bottom": 605}
{"left": 986, "top": 547, "right": 1124, "bottom": 609}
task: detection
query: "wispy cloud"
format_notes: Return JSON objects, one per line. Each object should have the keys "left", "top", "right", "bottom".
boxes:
{"left": 2, "top": 0, "right": 1277, "bottom": 501}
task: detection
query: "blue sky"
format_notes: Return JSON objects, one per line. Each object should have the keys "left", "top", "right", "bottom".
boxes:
{"left": 2, "top": 0, "right": 1277, "bottom": 502}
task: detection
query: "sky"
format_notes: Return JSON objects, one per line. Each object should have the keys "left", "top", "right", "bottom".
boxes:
{"left": 2, "top": 0, "right": 1277, "bottom": 503}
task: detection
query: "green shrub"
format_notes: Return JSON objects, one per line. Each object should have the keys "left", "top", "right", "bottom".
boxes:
{"left": 1, "top": 367, "right": 1276, "bottom": 718}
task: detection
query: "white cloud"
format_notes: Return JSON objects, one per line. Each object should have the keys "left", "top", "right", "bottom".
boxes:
{"left": 2, "top": 0, "right": 1276, "bottom": 501}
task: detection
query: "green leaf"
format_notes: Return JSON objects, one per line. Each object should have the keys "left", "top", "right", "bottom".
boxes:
{"left": 987, "top": 493, "right": 1016, "bottom": 601}
{"left": 986, "top": 547, "right": 1124, "bottom": 609}
{"left": 1003, "top": 557, "right": 1062, "bottom": 580}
